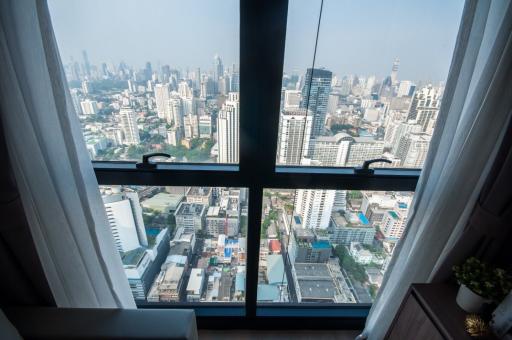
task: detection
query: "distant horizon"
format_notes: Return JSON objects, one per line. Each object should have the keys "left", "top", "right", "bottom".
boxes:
{"left": 49, "top": 0, "right": 464, "bottom": 83}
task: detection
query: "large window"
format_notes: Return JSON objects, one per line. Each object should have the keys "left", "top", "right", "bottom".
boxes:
{"left": 277, "top": 0, "right": 464, "bottom": 168}
{"left": 49, "top": 0, "right": 464, "bottom": 323}
{"left": 49, "top": 0, "right": 239, "bottom": 163}
{"left": 258, "top": 189, "right": 413, "bottom": 304}
{"left": 100, "top": 186, "right": 247, "bottom": 303}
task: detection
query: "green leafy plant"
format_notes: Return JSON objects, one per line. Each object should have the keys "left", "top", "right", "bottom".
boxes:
{"left": 453, "top": 257, "right": 512, "bottom": 303}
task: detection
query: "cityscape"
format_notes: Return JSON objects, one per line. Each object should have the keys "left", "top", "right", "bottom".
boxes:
{"left": 60, "top": 51, "right": 444, "bottom": 304}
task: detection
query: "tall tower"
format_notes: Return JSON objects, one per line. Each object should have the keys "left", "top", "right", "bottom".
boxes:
{"left": 217, "top": 92, "right": 239, "bottom": 163}
{"left": 300, "top": 68, "right": 332, "bottom": 138}
{"left": 154, "top": 84, "right": 170, "bottom": 120}
{"left": 277, "top": 109, "right": 312, "bottom": 165}
{"left": 82, "top": 50, "right": 91, "bottom": 78}
{"left": 294, "top": 189, "right": 335, "bottom": 230}
{"left": 390, "top": 58, "right": 400, "bottom": 86}
{"left": 119, "top": 107, "right": 140, "bottom": 145}
{"left": 213, "top": 54, "right": 224, "bottom": 83}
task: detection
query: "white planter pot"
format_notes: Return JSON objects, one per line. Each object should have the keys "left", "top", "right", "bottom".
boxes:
{"left": 456, "top": 284, "right": 490, "bottom": 313}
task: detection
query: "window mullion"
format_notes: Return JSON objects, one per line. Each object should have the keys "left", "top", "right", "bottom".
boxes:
{"left": 240, "top": 0, "right": 289, "bottom": 317}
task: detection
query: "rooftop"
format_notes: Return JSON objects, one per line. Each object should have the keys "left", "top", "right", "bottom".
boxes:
{"left": 268, "top": 239, "right": 281, "bottom": 253}
{"left": 141, "top": 192, "right": 184, "bottom": 213}
{"left": 121, "top": 247, "right": 146, "bottom": 267}
{"left": 298, "top": 279, "right": 337, "bottom": 300}
{"left": 186, "top": 268, "right": 204, "bottom": 294}
{"left": 266, "top": 254, "right": 287, "bottom": 285}
{"left": 294, "top": 263, "right": 331, "bottom": 278}
{"left": 186, "top": 187, "right": 211, "bottom": 197}
{"left": 257, "top": 284, "right": 281, "bottom": 302}
{"left": 175, "top": 202, "right": 205, "bottom": 216}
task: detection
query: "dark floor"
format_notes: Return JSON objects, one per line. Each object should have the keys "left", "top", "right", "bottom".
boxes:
{"left": 199, "top": 330, "right": 361, "bottom": 340}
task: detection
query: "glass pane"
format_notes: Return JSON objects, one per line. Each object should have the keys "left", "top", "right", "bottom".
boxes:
{"left": 49, "top": 0, "right": 239, "bottom": 163}
{"left": 101, "top": 186, "right": 248, "bottom": 303}
{"left": 258, "top": 189, "right": 413, "bottom": 304}
{"left": 277, "top": 0, "right": 464, "bottom": 168}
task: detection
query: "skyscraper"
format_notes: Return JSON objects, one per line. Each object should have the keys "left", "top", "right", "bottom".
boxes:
{"left": 217, "top": 92, "right": 239, "bottom": 163}
{"left": 390, "top": 58, "right": 400, "bottom": 86}
{"left": 154, "top": 84, "right": 170, "bottom": 120}
{"left": 213, "top": 54, "right": 224, "bottom": 83}
{"left": 82, "top": 50, "right": 91, "bottom": 78}
{"left": 168, "top": 95, "right": 184, "bottom": 128}
{"left": 407, "top": 85, "right": 443, "bottom": 133}
{"left": 277, "top": 109, "right": 312, "bottom": 165}
{"left": 119, "top": 107, "right": 140, "bottom": 145}
{"left": 294, "top": 189, "right": 335, "bottom": 230}
{"left": 300, "top": 68, "right": 332, "bottom": 138}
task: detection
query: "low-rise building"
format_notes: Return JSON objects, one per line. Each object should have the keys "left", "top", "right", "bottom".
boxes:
{"left": 186, "top": 268, "right": 205, "bottom": 302}
{"left": 329, "top": 212, "right": 375, "bottom": 245}
{"left": 174, "top": 202, "right": 206, "bottom": 234}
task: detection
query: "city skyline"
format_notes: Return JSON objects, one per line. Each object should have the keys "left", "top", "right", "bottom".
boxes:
{"left": 48, "top": 0, "right": 464, "bottom": 82}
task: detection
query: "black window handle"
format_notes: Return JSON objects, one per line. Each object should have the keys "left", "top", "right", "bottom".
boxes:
{"left": 354, "top": 158, "right": 392, "bottom": 175}
{"left": 136, "top": 153, "right": 171, "bottom": 169}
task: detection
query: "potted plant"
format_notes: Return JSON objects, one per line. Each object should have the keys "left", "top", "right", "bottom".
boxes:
{"left": 453, "top": 257, "right": 512, "bottom": 313}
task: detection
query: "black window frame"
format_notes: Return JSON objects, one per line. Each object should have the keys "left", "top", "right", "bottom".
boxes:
{"left": 92, "top": 0, "right": 420, "bottom": 329}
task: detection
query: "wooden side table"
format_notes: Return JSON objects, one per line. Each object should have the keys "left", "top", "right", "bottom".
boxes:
{"left": 385, "top": 283, "right": 497, "bottom": 340}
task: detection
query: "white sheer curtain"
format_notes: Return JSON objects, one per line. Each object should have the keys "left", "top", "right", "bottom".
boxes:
{"left": 360, "top": 0, "right": 512, "bottom": 339}
{"left": 0, "top": 0, "right": 135, "bottom": 308}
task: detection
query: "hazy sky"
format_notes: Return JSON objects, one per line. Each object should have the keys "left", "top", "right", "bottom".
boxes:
{"left": 49, "top": 0, "right": 464, "bottom": 82}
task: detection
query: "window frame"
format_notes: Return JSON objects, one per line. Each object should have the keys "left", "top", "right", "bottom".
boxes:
{"left": 91, "top": 0, "right": 421, "bottom": 328}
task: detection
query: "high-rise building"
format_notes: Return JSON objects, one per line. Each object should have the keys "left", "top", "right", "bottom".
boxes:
{"left": 333, "top": 190, "right": 347, "bottom": 212}
{"left": 198, "top": 115, "right": 212, "bottom": 138}
{"left": 390, "top": 58, "right": 400, "bottom": 86}
{"left": 80, "top": 99, "right": 98, "bottom": 115}
{"left": 103, "top": 190, "right": 148, "bottom": 252}
{"left": 310, "top": 133, "right": 353, "bottom": 166}
{"left": 283, "top": 90, "right": 301, "bottom": 109}
{"left": 119, "top": 107, "right": 140, "bottom": 145}
{"left": 396, "top": 133, "right": 431, "bottom": 168}
{"left": 277, "top": 109, "right": 312, "bottom": 165}
{"left": 294, "top": 189, "right": 335, "bottom": 230}
{"left": 154, "top": 84, "right": 170, "bottom": 120}
{"left": 82, "top": 50, "right": 91, "bottom": 77}
{"left": 387, "top": 122, "right": 422, "bottom": 154}
{"left": 81, "top": 80, "right": 92, "bottom": 94}
{"left": 217, "top": 92, "right": 239, "bottom": 163}
{"left": 167, "top": 95, "right": 183, "bottom": 127}
{"left": 70, "top": 89, "right": 81, "bottom": 115}
{"left": 213, "top": 54, "right": 224, "bottom": 83}
{"left": 229, "top": 71, "right": 239, "bottom": 92}
{"left": 397, "top": 80, "right": 415, "bottom": 97}
{"left": 407, "top": 85, "right": 443, "bottom": 134}
{"left": 300, "top": 68, "right": 332, "bottom": 138}
{"left": 346, "top": 138, "right": 385, "bottom": 167}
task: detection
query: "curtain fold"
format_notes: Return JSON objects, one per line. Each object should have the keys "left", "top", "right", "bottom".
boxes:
{"left": 361, "top": 0, "right": 512, "bottom": 338}
{"left": 0, "top": 0, "right": 135, "bottom": 308}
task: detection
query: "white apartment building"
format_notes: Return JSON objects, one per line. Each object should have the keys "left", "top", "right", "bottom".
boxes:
{"left": 217, "top": 92, "right": 239, "bottom": 163}
{"left": 119, "top": 106, "right": 140, "bottom": 145}
{"left": 294, "top": 189, "right": 335, "bottom": 230}
{"left": 277, "top": 108, "right": 312, "bottom": 165}
{"left": 103, "top": 191, "right": 148, "bottom": 252}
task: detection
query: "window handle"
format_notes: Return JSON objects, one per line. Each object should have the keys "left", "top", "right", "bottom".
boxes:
{"left": 136, "top": 153, "right": 171, "bottom": 169}
{"left": 355, "top": 158, "right": 392, "bottom": 175}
